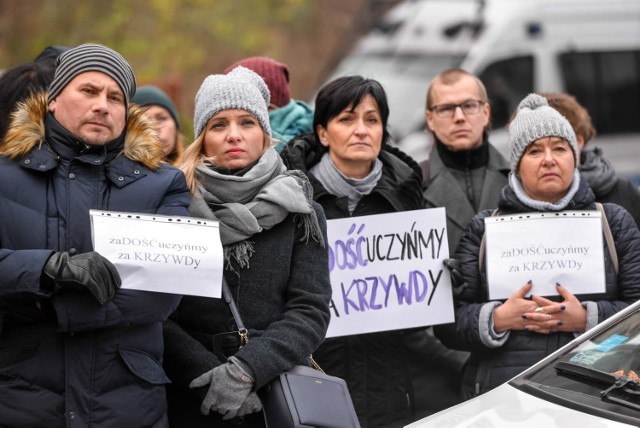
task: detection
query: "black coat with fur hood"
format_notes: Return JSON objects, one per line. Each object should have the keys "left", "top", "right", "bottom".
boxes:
{"left": 0, "top": 93, "right": 190, "bottom": 427}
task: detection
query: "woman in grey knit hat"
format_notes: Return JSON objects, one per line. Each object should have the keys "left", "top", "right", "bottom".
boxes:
{"left": 435, "top": 93, "right": 640, "bottom": 399}
{"left": 162, "top": 66, "right": 332, "bottom": 427}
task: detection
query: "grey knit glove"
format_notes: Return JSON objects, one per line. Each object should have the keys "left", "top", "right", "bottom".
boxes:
{"left": 189, "top": 356, "right": 255, "bottom": 419}
{"left": 237, "top": 391, "right": 263, "bottom": 416}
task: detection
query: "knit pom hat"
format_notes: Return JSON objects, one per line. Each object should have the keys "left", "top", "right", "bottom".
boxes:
{"left": 133, "top": 85, "right": 180, "bottom": 130}
{"left": 508, "top": 93, "right": 577, "bottom": 171}
{"left": 48, "top": 43, "right": 136, "bottom": 106}
{"left": 193, "top": 66, "right": 271, "bottom": 138}
{"left": 224, "top": 56, "right": 291, "bottom": 108}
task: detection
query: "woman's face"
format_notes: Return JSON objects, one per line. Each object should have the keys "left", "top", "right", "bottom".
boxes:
{"left": 317, "top": 94, "right": 383, "bottom": 179}
{"left": 203, "top": 109, "right": 267, "bottom": 170}
{"left": 143, "top": 105, "right": 178, "bottom": 157}
{"left": 517, "top": 137, "right": 576, "bottom": 203}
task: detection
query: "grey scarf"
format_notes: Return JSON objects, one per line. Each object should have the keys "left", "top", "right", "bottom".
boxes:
{"left": 310, "top": 152, "right": 383, "bottom": 213}
{"left": 509, "top": 169, "right": 581, "bottom": 211}
{"left": 189, "top": 148, "right": 324, "bottom": 268}
{"left": 579, "top": 147, "right": 617, "bottom": 197}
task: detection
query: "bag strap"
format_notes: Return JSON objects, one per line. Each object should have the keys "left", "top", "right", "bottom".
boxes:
{"left": 220, "top": 278, "right": 324, "bottom": 372}
{"left": 596, "top": 202, "right": 619, "bottom": 275}
{"left": 222, "top": 278, "right": 249, "bottom": 346}
{"left": 479, "top": 208, "right": 500, "bottom": 271}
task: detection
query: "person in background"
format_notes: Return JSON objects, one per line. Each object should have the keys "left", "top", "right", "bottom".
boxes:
{"left": 542, "top": 92, "right": 640, "bottom": 227}
{"left": 410, "top": 68, "right": 512, "bottom": 415}
{"left": 423, "top": 68, "right": 510, "bottom": 252}
{"left": 133, "top": 85, "right": 185, "bottom": 166}
{"left": 281, "top": 75, "right": 423, "bottom": 428}
{"left": 163, "top": 66, "right": 331, "bottom": 427}
{"left": 435, "top": 93, "right": 640, "bottom": 399}
{"left": 225, "top": 56, "right": 313, "bottom": 151}
{"left": 0, "top": 60, "right": 57, "bottom": 142}
{"left": 34, "top": 45, "right": 71, "bottom": 64}
{"left": 0, "top": 43, "right": 190, "bottom": 426}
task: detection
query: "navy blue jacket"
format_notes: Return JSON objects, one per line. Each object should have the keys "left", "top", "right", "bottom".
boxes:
{"left": 0, "top": 94, "right": 190, "bottom": 427}
{"left": 436, "top": 176, "right": 640, "bottom": 399}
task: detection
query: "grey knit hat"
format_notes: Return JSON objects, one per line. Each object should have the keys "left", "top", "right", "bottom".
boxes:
{"left": 193, "top": 66, "right": 271, "bottom": 138}
{"left": 48, "top": 43, "right": 136, "bottom": 106}
{"left": 508, "top": 93, "right": 577, "bottom": 171}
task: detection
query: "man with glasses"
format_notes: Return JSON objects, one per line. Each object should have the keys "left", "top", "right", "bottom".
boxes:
{"left": 423, "top": 68, "right": 509, "bottom": 253}
{"left": 407, "top": 68, "right": 509, "bottom": 418}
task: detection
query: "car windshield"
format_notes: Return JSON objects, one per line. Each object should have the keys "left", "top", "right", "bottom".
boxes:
{"left": 323, "top": 52, "right": 463, "bottom": 140}
{"left": 510, "top": 305, "right": 640, "bottom": 424}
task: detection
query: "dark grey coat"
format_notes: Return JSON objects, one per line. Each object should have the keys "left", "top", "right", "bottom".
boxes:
{"left": 423, "top": 139, "right": 510, "bottom": 254}
{"left": 164, "top": 200, "right": 331, "bottom": 428}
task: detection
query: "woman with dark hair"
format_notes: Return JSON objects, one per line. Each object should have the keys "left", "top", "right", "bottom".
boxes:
{"left": 281, "top": 75, "right": 424, "bottom": 428}
{"left": 0, "top": 60, "right": 57, "bottom": 142}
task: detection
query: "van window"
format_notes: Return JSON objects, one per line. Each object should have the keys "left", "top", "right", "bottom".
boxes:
{"left": 560, "top": 51, "right": 640, "bottom": 134}
{"left": 478, "top": 56, "right": 534, "bottom": 129}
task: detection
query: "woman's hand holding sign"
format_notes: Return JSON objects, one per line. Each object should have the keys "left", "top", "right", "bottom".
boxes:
{"left": 493, "top": 281, "right": 539, "bottom": 333}
{"left": 530, "top": 283, "right": 587, "bottom": 334}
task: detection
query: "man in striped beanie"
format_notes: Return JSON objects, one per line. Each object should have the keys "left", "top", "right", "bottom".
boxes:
{"left": 0, "top": 43, "right": 190, "bottom": 426}
{"left": 47, "top": 43, "right": 136, "bottom": 147}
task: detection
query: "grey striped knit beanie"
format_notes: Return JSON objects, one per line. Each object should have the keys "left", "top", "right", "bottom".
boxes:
{"left": 508, "top": 93, "right": 577, "bottom": 171}
{"left": 193, "top": 66, "right": 271, "bottom": 138}
{"left": 47, "top": 43, "right": 136, "bottom": 106}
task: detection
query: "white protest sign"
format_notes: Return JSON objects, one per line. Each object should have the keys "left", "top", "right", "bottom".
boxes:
{"left": 91, "top": 210, "right": 224, "bottom": 298}
{"left": 485, "top": 210, "right": 605, "bottom": 300}
{"left": 325, "top": 208, "right": 454, "bottom": 338}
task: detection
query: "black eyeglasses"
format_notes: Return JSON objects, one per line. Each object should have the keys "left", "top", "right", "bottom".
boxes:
{"left": 430, "top": 99, "right": 486, "bottom": 118}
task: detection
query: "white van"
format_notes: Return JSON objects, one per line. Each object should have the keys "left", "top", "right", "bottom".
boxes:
{"left": 325, "top": 0, "right": 640, "bottom": 179}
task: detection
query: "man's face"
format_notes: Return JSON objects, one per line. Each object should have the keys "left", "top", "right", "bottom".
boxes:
{"left": 425, "top": 75, "right": 490, "bottom": 152}
{"left": 49, "top": 71, "right": 126, "bottom": 146}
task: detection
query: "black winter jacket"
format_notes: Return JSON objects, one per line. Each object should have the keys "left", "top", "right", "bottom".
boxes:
{"left": 435, "top": 176, "right": 640, "bottom": 399}
{"left": 281, "top": 133, "right": 424, "bottom": 428}
{"left": 0, "top": 94, "right": 190, "bottom": 427}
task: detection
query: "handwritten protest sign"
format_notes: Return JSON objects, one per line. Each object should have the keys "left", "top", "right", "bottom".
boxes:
{"left": 485, "top": 210, "right": 605, "bottom": 300}
{"left": 325, "top": 208, "right": 453, "bottom": 338}
{"left": 91, "top": 210, "right": 224, "bottom": 297}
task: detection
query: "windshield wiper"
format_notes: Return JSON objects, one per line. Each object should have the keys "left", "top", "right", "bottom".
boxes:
{"left": 600, "top": 378, "right": 640, "bottom": 411}
{"left": 555, "top": 361, "right": 640, "bottom": 411}
{"left": 555, "top": 361, "right": 617, "bottom": 384}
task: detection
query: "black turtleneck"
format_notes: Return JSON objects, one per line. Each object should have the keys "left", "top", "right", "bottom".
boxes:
{"left": 435, "top": 137, "right": 490, "bottom": 211}
{"left": 435, "top": 138, "right": 489, "bottom": 170}
{"left": 45, "top": 112, "right": 125, "bottom": 163}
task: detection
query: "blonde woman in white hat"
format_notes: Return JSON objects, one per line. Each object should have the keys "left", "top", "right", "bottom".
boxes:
{"left": 435, "top": 93, "right": 640, "bottom": 400}
{"left": 162, "top": 66, "right": 331, "bottom": 427}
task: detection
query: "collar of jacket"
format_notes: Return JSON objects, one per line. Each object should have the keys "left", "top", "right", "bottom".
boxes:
{"left": 430, "top": 134, "right": 510, "bottom": 178}
{"left": 0, "top": 92, "right": 165, "bottom": 173}
{"left": 434, "top": 133, "right": 489, "bottom": 170}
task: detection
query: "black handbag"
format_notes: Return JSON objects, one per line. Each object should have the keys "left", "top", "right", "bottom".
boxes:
{"left": 220, "top": 279, "right": 360, "bottom": 428}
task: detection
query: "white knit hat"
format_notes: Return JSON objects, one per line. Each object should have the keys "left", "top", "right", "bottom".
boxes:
{"left": 193, "top": 66, "right": 271, "bottom": 138}
{"left": 508, "top": 93, "right": 577, "bottom": 171}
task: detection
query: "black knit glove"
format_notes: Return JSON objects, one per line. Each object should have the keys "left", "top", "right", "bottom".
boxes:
{"left": 443, "top": 258, "right": 467, "bottom": 297}
{"left": 43, "top": 251, "right": 121, "bottom": 304}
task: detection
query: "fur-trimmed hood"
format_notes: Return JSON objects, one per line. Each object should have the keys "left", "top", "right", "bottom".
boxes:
{"left": 0, "top": 92, "right": 164, "bottom": 170}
